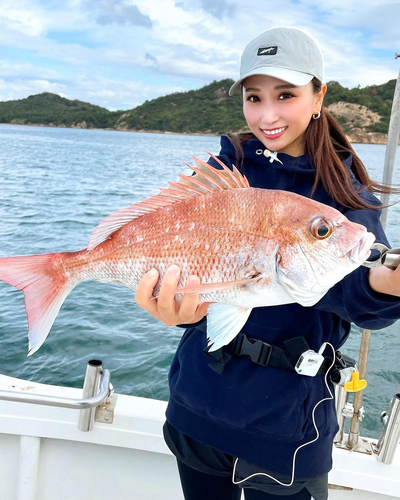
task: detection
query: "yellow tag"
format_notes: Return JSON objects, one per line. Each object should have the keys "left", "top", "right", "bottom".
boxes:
{"left": 344, "top": 371, "right": 367, "bottom": 393}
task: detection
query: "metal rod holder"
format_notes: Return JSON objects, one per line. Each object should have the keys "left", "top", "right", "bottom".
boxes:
{"left": 334, "top": 385, "right": 348, "bottom": 444}
{"left": 78, "top": 359, "right": 104, "bottom": 432}
{"left": 376, "top": 394, "right": 400, "bottom": 464}
{"left": 347, "top": 329, "right": 371, "bottom": 448}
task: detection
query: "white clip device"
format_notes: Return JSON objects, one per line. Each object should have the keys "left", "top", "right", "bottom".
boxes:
{"left": 295, "top": 350, "right": 324, "bottom": 377}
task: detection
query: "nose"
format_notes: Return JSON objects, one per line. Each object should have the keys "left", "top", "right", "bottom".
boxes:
{"left": 260, "top": 103, "right": 279, "bottom": 125}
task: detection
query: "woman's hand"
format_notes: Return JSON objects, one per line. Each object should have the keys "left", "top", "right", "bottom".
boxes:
{"left": 368, "top": 265, "right": 400, "bottom": 297}
{"left": 135, "top": 265, "right": 211, "bottom": 326}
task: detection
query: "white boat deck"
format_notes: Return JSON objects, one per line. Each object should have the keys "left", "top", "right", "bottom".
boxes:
{"left": 0, "top": 374, "right": 399, "bottom": 500}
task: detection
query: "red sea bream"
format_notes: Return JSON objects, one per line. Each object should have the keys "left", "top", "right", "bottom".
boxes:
{"left": 0, "top": 156, "right": 375, "bottom": 355}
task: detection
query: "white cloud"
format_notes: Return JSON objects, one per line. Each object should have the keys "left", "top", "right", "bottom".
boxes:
{"left": 0, "top": 78, "right": 67, "bottom": 102}
{"left": 85, "top": 0, "right": 153, "bottom": 28}
{"left": 0, "top": 60, "right": 62, "bottom": 81}
{"left": 0, "top": 0, "right": 86, "bottom": 36}
{"left": 0, "top": 0, "right": 50, "bottom": 36}
{"left": 0, "top": 0, "right": 398, "bottom": 110}
{"left": 0, "top": 71, "right": 185, "bottom": 110}
{"left": 297, "top": 0, "right": 400, "bottom": 49}
{"left": 177, "top": 0, "right": 237, "bottom": 19}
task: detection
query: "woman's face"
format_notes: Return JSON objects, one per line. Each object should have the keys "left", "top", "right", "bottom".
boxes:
{"left": 242, "top": 74, "right": 326, "bottom": 157}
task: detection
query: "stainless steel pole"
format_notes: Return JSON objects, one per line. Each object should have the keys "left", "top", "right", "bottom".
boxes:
{"left": 381, "top": 54, "right": 400, "bottom": 227}
{"left": 78, "top": 359, "right": 104, "bottom": 432}
{"left": 334, "top": 385, "right": 348, "bottom": 444}
{"left": 347, "top": 329, "right": 371, "bottom": 448}
{"left": 347, "top": 55, "right": 400, "bottom": 448}
{"left": 376, "top": 394, "right": 400, "bottom": 464}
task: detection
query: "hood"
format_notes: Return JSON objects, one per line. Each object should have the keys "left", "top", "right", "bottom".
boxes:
{"left": 220, "top": 135, "right": 353, "bottom": 176}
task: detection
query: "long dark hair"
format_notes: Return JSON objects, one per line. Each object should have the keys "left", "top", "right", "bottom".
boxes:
{"left": 227, "top": 78, "right": 398, "bottom": 210}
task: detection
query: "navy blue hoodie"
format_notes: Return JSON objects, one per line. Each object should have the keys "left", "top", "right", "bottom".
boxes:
{"left": 165, "top": 136, "right": 400, "bottom": 478}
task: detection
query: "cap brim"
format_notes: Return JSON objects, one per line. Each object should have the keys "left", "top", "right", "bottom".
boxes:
{"left": 229, "top": 67, "right": 313, "bottom": 96}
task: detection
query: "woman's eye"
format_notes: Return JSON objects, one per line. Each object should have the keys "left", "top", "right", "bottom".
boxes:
{"left": 246, "top": 95, "right": 260, "bottom": 102}
{"left": 279, "top": 93, "right": 294, "bottom": 100}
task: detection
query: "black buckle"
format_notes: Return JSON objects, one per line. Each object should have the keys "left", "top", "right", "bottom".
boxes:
{"left": 232, "top": 334, "right": 272, "bottom": 366}
{"left": 204, "top": 345, "right": 232, "bottom": 374}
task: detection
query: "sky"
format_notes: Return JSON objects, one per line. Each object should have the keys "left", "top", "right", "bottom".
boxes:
{"left": 0, "top": 0, "right": 399, "bottom": 111}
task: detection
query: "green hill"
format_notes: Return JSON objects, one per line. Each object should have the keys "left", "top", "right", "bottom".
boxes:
{"left": 118, "top": 78, "right": 396, "bottom": 135}
{"left": 0, "top": 78, "right": 396, "bottom": 136}
{"left": 0, "top": 92, "right": 120, "bottom": 128}
{"left": 117, "top": 79, "right": 246, "bottom": 135}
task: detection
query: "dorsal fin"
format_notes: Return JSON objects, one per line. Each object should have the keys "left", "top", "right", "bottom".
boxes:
{"left": 87, "top": 154, "right": 250, "bottom": 252}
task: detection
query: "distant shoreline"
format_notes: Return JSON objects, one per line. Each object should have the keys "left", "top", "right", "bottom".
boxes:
{"left": 1, "top": 121, "right": 398, "bottom": 145}
{"left": 0, "top": 122, "right": 217, "bottom": 138}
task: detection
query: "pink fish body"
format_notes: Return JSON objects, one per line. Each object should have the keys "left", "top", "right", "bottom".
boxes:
{"left": 0, "top": 156, "right": 374, "bottom": 355}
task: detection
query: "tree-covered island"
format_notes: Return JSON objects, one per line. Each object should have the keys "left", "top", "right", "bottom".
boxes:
{"left": 0, "top": 78, "right": 397, "bottom": 144}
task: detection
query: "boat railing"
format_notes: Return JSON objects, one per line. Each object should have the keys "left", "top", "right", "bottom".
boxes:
{"left": 0, "top": 359, "right": 115, "bottom": 432}
{"left": 375, "top": 393, "right": 400, "bottom": 464}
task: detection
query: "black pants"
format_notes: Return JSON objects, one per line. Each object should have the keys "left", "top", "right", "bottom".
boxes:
{"left": 177, "top": 459, "right": 312, "bottom": 500}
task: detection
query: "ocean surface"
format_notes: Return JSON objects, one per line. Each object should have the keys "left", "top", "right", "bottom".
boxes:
{"left": 0, "top": 124, "right": 399, "bottom": 438}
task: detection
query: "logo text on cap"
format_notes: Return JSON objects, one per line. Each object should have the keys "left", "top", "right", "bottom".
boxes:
{"left": 257, "top": 46, "right": 278, "bottom": 56}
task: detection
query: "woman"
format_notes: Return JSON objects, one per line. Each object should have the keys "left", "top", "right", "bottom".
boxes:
{"left": 136, "top": 27, "right": 400, "bottom": 500}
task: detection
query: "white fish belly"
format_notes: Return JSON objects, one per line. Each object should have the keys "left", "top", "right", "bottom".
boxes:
{"left": 198, "top": 277, "right": 296, "bottom": 308}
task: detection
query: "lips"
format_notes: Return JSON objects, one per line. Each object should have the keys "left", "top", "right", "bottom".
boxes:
{"left": 261, "top": 126, "right": 287, "bottom": 140}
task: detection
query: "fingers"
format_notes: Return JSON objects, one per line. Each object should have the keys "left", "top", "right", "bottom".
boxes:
{"left": 135, "top": 267, "right": 160, "bottom": 317}
{"left": 135, "top": 265, "right": 210, "bottom": 326}
{"left": 157, "top": 265, "right": 182, "bottom": 322}
{"left": 369, "top": 265, "right": 400, "bottom": 297}
{"left": 196, "top": 301, "right": 212, "bottom": 319}
{"left": 178, "top": 275, "right": 202, "bottom": 323}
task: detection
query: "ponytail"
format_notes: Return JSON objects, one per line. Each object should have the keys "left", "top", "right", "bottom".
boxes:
{"left": 304, "top": 78, "right": 397, "bottom": 210}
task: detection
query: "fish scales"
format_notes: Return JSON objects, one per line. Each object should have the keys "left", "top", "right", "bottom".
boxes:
{"left": 63, "top": 192, "right": 271, "bottom": 302}
{"left": 68, "top": 189, "right": 266, "bottom": 285}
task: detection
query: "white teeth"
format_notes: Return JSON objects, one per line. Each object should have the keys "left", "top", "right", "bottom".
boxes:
{"left": 263, "top": 127, "right": 286, "bottom": 136}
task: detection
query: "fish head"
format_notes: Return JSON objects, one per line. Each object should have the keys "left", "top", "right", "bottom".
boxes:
{"left": 274, "top": 195, "right": 375, "bottom": 305}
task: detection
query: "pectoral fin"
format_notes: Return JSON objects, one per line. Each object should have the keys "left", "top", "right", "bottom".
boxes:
{"left": 206, "top": 303, "right": 252, "bottom": 351}
{"left": 176, "top": 277, "right": 261, "bottom": 295}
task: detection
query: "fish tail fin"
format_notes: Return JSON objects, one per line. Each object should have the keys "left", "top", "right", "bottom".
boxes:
{"left": 0, "top": 251, "right": 81, "bottom": 356}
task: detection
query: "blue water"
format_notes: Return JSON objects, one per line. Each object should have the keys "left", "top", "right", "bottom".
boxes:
{"left": 0, "top": 124, "right": 399, "bottom": 438}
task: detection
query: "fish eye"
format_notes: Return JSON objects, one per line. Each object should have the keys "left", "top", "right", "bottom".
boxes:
{"left": 310, "top": 217, "right": 334, "bottom": 240}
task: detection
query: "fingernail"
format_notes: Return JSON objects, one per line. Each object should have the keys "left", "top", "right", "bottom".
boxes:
{"left": 168, "top": 265, "right": 180, "bottom": 275}
{"left": 189, "top": 276, "right": 200, "bottom": 286}
{"left": 146, "top": 268, "right": 158, "bottom": 278}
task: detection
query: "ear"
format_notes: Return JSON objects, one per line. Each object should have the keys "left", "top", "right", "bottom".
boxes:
{"left": 313, "top": 83, "right": 327, "bottom": 114}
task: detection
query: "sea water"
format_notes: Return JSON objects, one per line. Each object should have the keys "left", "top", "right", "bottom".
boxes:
{"left": 0, "top": 124, "right": 399, "bottom": 438}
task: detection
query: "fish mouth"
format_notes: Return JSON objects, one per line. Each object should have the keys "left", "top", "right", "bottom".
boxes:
{"left": 348, "top": 232, "right": 376, "bottom": 264}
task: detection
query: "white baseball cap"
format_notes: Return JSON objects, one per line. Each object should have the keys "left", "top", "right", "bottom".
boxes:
{"left": 229, "top": 27, "right": 324, "bottom": 96}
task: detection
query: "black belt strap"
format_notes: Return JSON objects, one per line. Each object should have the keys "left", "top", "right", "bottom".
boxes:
{"left": 205, "top": 332, "right": 341, "bottom": 379}
{"left": 229, "top": 333, "right": 296, "bottom": 371}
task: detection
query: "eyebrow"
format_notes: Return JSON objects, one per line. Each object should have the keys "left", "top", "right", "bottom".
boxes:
{"left": 244, "top": 84, "right": 298, "bottom": 92}
{"left": 274, "top": 83, "right": 298, "bottom": 90}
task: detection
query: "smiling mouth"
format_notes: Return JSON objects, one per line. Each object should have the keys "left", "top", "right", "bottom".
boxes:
{"left": 261, "top": 126, "right": 287, "bottom": 138}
